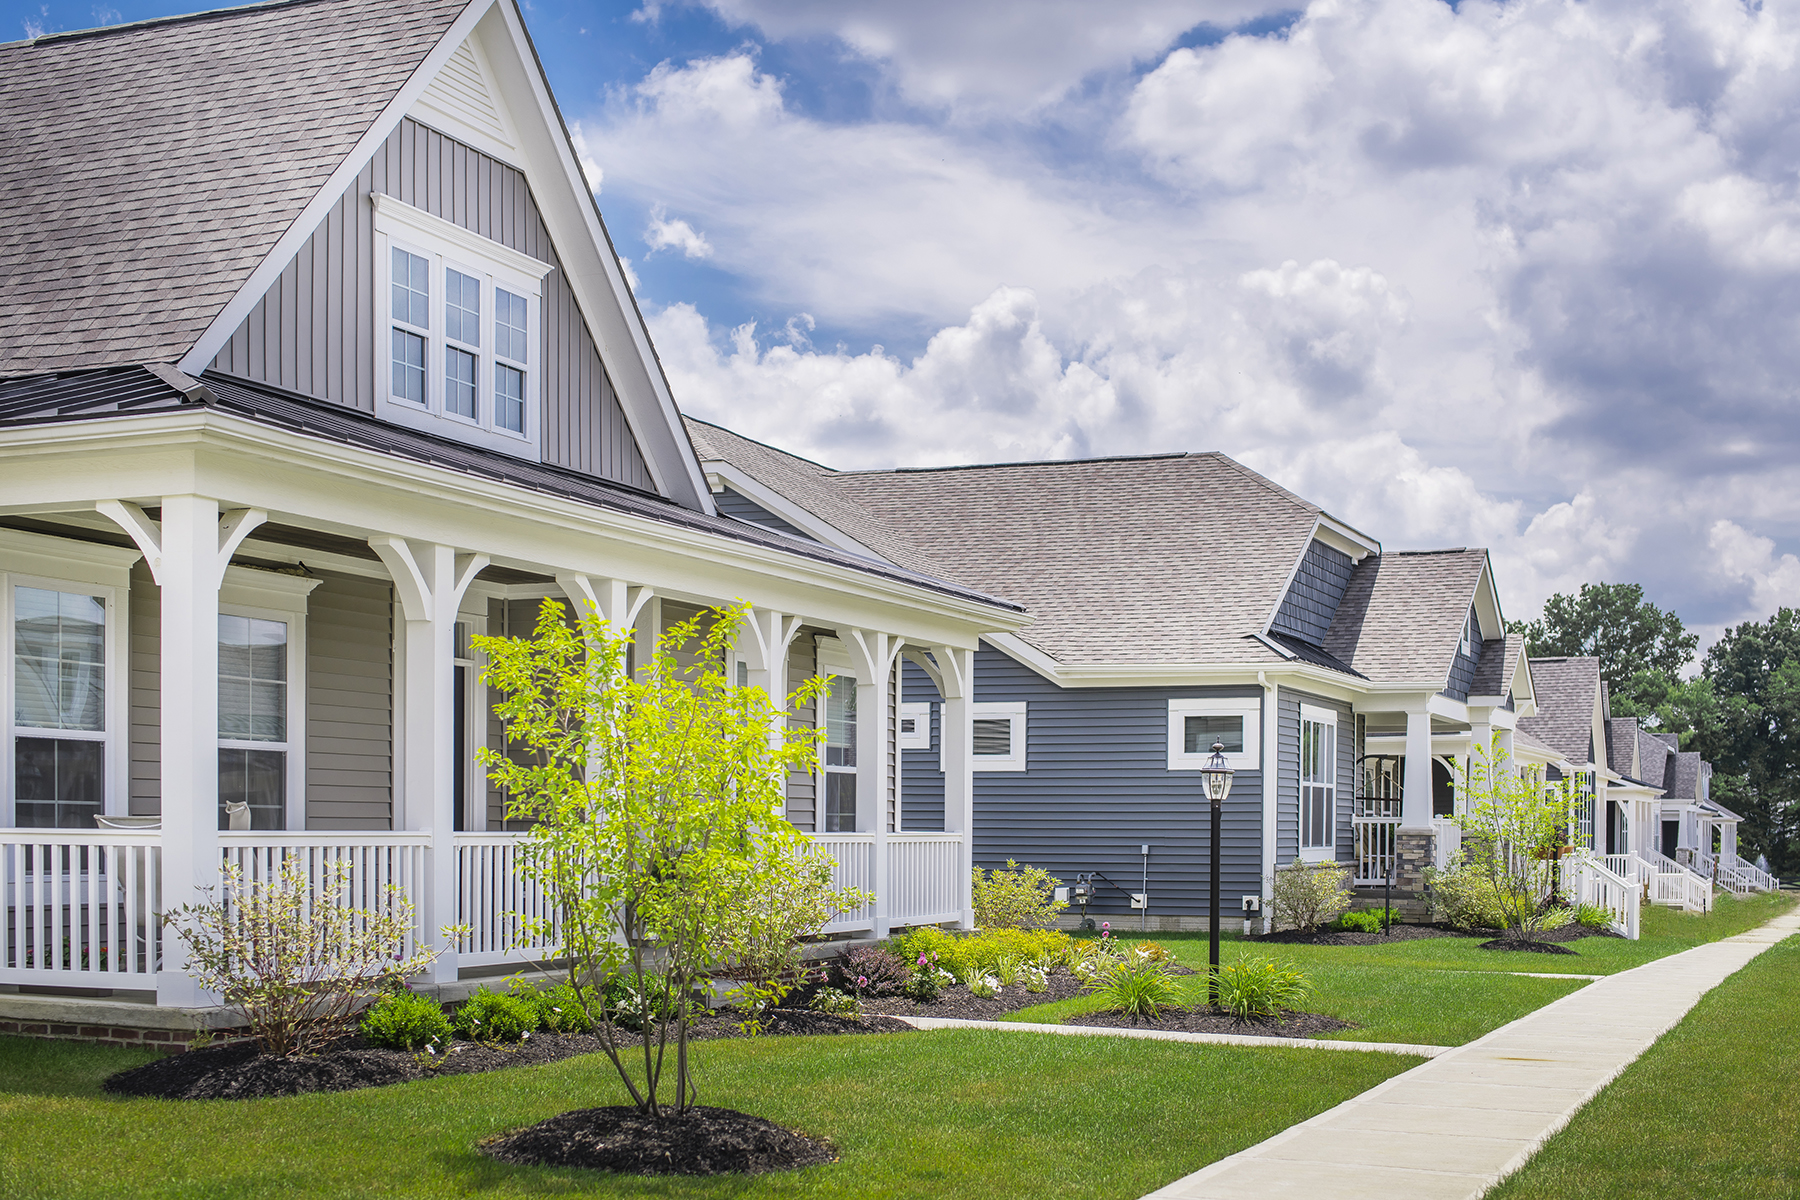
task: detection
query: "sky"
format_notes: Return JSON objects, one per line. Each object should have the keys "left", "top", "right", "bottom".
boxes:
{"left": 11, "top": 0, "right": 1800, "bottom": 656}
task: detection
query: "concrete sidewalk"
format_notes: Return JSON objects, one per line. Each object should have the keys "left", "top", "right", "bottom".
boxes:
{"left": 1142, "top": 905, "right": 1800, "bottom": 1200}
{"left": 898, "top": 1014, "right": 1450, "bottom": 1057}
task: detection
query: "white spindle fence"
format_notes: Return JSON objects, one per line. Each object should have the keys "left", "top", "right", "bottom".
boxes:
{"left": 453, "top": 832, "right": 560, "bottom": 966}
{"left": 1431, "top": 818, "right": 1462, "bottom": 871}
{"left": 1572, "top": 854, "right": 1640, "bottom": 940}
{"left": 1693, "top": 849, "right": 1758, "bottom": 896}
{"left": 1721, "top": 852, "right": 1779, "bottom": 892}
{"left": 1639, "top": 849, "right": 1714, "bottom": 913}
{"left": 886, "top": 833, "right": 963, "bottom": 926}
{"left": 806, "top": 834, "right": 877, "bottom": 933}
{"left": 1351, "top": 796, "right": 1401, "bottom": 885}
{"left": 218, "top": 832, "right": 430, "bottom": 958}
{"left": 0, "top": 830, "right": 162, "bottom": 987}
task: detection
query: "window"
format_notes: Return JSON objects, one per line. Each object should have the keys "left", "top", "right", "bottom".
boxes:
{"left": 1461, "top": 607, "right": 1480, "bottom": 659}
{"left": 373, "top": 193, "right": 551, "bottom": 458}
{"left": 971, "top": 702, "right": 1026, "bottom": 772}
{"left": 12, "top": 587, "right": 107, "bottom": 828}
{"left": 1300, "top": 704, "right": 1337, "bottom": 857}
{"left": 822, "top": 678, "right": 857, "bottom": 831}
{"left": 1168, "top": 698, "right": 1261, "bottom": 771}
{"left": 217, "top": 614, "right": 290, "bottom": 831}
{"left": 897, "top": 701, "right": 931, "bottom": 750}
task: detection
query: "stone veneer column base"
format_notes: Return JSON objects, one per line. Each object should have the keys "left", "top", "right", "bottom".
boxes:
{"left": 1394, "top": 830, "right": 1437, "bottom": 899}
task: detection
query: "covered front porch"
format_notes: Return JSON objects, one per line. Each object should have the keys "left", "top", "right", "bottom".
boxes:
{"left": 0, "top": 402, "right": 1020, "bottom": 1005}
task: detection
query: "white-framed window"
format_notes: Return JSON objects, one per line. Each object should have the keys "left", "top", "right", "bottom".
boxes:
{"left": 216, "top": 568, "right": 317, "bottom": 831}
{"left": 971, "top": 702, "right": 1026, "bottom": 772}
{"left": 1300, "top": 703, "right": 1337, "bottom": 858}
{"left": 9, "top": 582, "right": 114, "bottom": 828}
{"left": 1461, "top": 607, "right": 1480, "bottom": 659}
{"left": 1167, "top": 698, "right": 1261, "bottom": 771}
{"left": 820, "top": 676, "right": 857, "bottom": 832}
{"left": 372, "top": 193, "right": 552, "bottom": 459}
{"left": 898, "top": 701, "right": 931, "bottom": 750}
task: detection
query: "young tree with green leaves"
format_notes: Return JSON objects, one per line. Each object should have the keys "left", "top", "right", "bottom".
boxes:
{"left": 1452, "top": 740, "right": 1581, "bottom": 944}
{"left": 476, "top": 599, "right": 851, "bottom": 1117}
{"left": 1508, "top": 582, "right": 1698, "bottom": 717}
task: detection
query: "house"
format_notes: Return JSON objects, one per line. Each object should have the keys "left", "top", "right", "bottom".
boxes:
{"left": 0, "top": 0, "right": 1033, "bottom": 1016}
{"left": 687, "top": 419, "right": 1548, "bottom": 930}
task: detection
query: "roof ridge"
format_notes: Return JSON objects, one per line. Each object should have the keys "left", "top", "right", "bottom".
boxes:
{"left": 684, "top": 416, "right": 841, "bottom": 476}
{"left": 839, "top": 451, "right": 1192, "bottom": 476}
{"left": 9, "top": 0, "right": 324, "bottom": 48}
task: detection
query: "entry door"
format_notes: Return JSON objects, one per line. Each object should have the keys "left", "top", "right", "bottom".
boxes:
{"left": 1662, "top": 820, "right": 1680, "bottom": 858}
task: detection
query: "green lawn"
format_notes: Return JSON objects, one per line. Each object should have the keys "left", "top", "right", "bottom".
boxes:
{"left": 0, "top": 1028, "right": 1417, "bottom": 1200}
{"left": 1489, "top": 930, "right": 1800, "bottom": 1199}
{"left": 1011, "top": 891, "right": 1797, "bottom": 1047}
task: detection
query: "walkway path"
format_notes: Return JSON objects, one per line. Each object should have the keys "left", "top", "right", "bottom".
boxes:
{"left": 1142, "top": 905, "right": 1800, "bottom": 1200}
{"left": 897, "top": 1014, "right": 1449, "bottom": 1057}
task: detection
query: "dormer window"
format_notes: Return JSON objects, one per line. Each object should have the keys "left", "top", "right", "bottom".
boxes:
{"left": 372, "top": 193, "right": 553, "bottom": 459}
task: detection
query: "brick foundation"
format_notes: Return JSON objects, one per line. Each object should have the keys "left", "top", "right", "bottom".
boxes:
{"left": 0, "top": 1016, "right": 194, "bottom": 1053}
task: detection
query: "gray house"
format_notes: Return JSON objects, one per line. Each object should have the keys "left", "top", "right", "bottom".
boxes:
{"left": 0, "top": 0, "right": 1029, "bottom": 1016}
{"left": 689, "top": 420, "right": 1536, "bottom": 928}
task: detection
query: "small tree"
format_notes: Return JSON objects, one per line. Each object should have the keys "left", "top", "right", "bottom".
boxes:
{"left": 1270, "top": 859, "right": 1351, "bottom": 931}
{"left": 165, "top": 857, "right": 455, "bottom": 1057}
{"left": 478, "top": 599, "right": 857, "bottom": 1116}
{"left": 1455, "top": 740, "right": 1580, "bottom": 944}
{"left": 972, "top": 859, "right": 1067, "bottom": 929}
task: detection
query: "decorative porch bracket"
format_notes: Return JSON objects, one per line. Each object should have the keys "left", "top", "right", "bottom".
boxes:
{"left": 96, "top": 497, "right": 267, "bottom": 1005}
{"left": 737, "top": 608, "right": 806, "bottom": 813}
{"left": 553, "top": 572, "right": 653, "bottom": 642}
{"left": 369, "top": 538, "right": 488, "bottom": 986}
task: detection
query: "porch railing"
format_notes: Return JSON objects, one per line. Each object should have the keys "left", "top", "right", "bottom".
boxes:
{"left": 218, "top": 832, "right": 430, "bottom": 959}
{"left": 0, "top": 830, "right": 162, "bottom": 987}
{"left": 1692, "top": 848, "right": 1758, "bottom": 896}
{"left": 806, "top": 834, "right": 878, "bottom": 933}
{"left": 885, "top": 833, "right": 964, "bottom": 927}
{"left": 1431, "top": 818, "right": 1462, "bottom": 871}
{"left": 1351, "top": 796, "right": 1400, "bottom": 885}
{"left": 453, "top": 832, "right": 559, "bottom": 967}
{"left": 1721, "top": 851, "right": 1779, "bottom": 892}
{"left": 1639, "top": 849, "right": 1714, "bottom": 913}
{"left": 1571, "top": 853, "right": 1640, "bottom": 940}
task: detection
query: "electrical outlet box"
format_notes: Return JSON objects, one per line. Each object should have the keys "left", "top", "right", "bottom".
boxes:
{"left": 1241, "top": 895, "right": 1262, "bottom": 913}
{"left": 1054, "top": 887, "right": 1069, "bottom": 903}
{"left": 1130, "top": 893, "right": 1146, "bottom": 909}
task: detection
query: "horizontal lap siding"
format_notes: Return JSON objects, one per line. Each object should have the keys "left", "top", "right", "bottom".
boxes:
{"left": 1276, "top": 686, "right": 1356, "bottom": 866}
{"left": 909, "top": 646, "right": 1268, "bottom": 917}
{"left": 306, "top": 573, "right": 393, "bottom": 829}
{"left": 128, "top": 564, "right": 159, "bottom": 815}
{"left": 901, "top": 659, "right": 944, "bottom": 831}
{"left": 211, "top": 118, "right": 654, "bottom": 492}
{"left": 785, "top": 634, "right": 817, "bottom": 832}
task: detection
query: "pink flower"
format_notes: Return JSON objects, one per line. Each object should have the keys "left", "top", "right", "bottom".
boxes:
{"left": 918, "top": 954, "right": 929, "bottom": 966}
{"left": 857, "top": 976, "right": 868, "bottom": 987}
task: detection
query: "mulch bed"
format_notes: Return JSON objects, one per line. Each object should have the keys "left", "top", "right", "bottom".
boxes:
{"left": 1476, "top": 924, "right": 1621, "bottom": 954}
{"left": 102, "top": 1009, "right": 912, "bottom": 1102}
{"left": 1251, "top": 923, "right": 1476, "bottom": 946}
{"left": 480, "top": 1104, "right": 835, "bottom": 1176}
{"left": 1063, "top": 1007, "right": 1356, "bottom": 1038}
{"left": 858, "top": 968, "right": 1093, "bottom": 1020}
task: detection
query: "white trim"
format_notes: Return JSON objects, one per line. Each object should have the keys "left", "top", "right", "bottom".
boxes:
{"left": 1298, "top": 702, "right": 1337, "bottom": 861}
{"left": 407, "top": 34, "right": 522, "bottom": 166}
{"left": 971, "top": 701, "right": 1026, "bottom": 772}
{"left": 898, "top": 701, "right": 930, "bottom": 750}
{"left": 700, "top": 461, "right": 885, "bottom": 559}
{"left": 371, "top": 193, "right": 554, "bottom": 284}
{"left": 0, "top": 527, "right": 141, "bottom": 587}
{"left": 1168, "top": 697, "right": 1261, "bottom": 772}
{"left": 217, "top": 596, "right": 309, "bottom": 831}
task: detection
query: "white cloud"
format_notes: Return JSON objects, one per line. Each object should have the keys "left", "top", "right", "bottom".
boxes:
{"left": 568, "top": 121, "right": 604, "bottom": 194}
{"left": 644, "top": 204, "right": 713, "bottom": 259}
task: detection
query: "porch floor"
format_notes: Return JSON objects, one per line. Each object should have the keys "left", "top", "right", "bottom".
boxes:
{"left": 1141, "top": 903, "right": 1800, "bottom": 1200}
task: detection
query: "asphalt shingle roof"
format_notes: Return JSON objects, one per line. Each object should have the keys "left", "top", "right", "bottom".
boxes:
{"left": 1670, "top": 752, "right": 1704, "bottom": 801}
{"left": 1469, "top": 633, "right": 1524, "bottom": 698}
{"left": 0, "top": 0, "right": 470, "bottom": 376}
{"left": 1321, "top": 549, "right": 1487, "bottom": 685}
{"left": 1636, "top": 728, "right": 1674, "bottom": 789}
{"left": 1517, "top": 657, "right": 1602, "bottom": 765}
{"left": 1605, "top": 717, "right": 1639, "bottom": 778}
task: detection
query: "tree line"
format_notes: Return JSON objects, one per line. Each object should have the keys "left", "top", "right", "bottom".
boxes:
{"left": 1508, "top": 583, "right": 1800, "bottom": 876}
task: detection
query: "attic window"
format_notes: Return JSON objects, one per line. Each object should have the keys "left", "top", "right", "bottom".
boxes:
{"left": 372, "top": 194, "right": 553, "bottom": 459}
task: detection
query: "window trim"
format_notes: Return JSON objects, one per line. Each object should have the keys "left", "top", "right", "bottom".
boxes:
{"left": 371, "top": 193, "right": 551, "bottom": 461}
{"left": 817, "top": 673, "right": 858, "bottom": 832}
{"left": 1167, "top": 697, "right": 1261, "bottom": 772}
{"left": 217, "top": 567, "right": 318, "bottom": 831}
{"left": 897, "top": 701, "right": 931, "bottom": 751}
{"left": 971, "top": 701, "right": 1027, "bottom": 773}
{"left": 1298, "top": 702, "right": 1338, "bottom": 860}
{"left": 1, "top": 547, "right": 133, "bottom": 827}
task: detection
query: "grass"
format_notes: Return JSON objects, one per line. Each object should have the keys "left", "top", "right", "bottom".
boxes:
{"left": 1015, "top": 891, "right": 1797, "bottom": 1047}
{"left": 0, "top": 1028, "right": 1418, "bottom": 1200}
{"left": 1489, "top": 930, "right": 1800, "bottom": 1199}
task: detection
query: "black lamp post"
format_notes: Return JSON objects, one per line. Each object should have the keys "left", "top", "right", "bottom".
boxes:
{"left": 1199, "top": 741, "right": 1236, "bottom": 1006}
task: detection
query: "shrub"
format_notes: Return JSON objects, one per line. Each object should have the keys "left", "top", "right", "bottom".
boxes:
{"left": 360, "top": 990, "right": 451, "bottom": 1051}
{"left": 808, "top": 987, "right": 859, "bottom": 1018}
{"left": 888, "top": 926, "right": 1074, "bottom": 984}
{"left": 1083, "top": 948, "right": 1181, "bottom": 1024}
{"left": 1573, "top": 903, "right": 1614, "bottom": 930}
{"left": 903, "top": 954, "right": 946, "bottom": 1003}
{"left": 967, "top": 972, "right": 1002, "bottom": 999}
{"left": 1330, "top": 908, "right": 1397, "bottom": 934}
{"left": 972, "top": 859, "right": 1068, "bottom": 929}
{"left": 1271, "top": 859, "right": 1352, "bottom": 932}
{"left": 1428, "top": 858, "right": 1517, "bottom": 930}
{"left": 508, "top": 978, "right": 595, "bottom": 1034}
{"left": 453, "top": 986, "right": 539, "bottom": 1043}
{"left": 831, "top": 945, "right": 910, "bottom": 997}
{"left": 718, "top": 852, "right": 874, "bottom": 1030}
{"left": 602, "top": 972, "right": 675, "bottom": 1032}
{"left": 163, "top": 857, "right": 458, "bottom": 1057}
{"left": 1214, "top": 956, "right": 1311, "bottom": 1021}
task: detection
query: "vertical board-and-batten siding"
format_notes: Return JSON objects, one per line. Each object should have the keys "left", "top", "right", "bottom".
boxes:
{"left": 714, "top": 487, "right": 815, "bottom": 542}
{"left": 902, "top": 647, "right": 1267, "bottom": 917}
{"left": 1271, "top": 539, "right": 1356, "bottom": 646}
{"left": 128, "top": 568, "right": 393, "bottom": 827}
{"left": 1275, "top": 686, "right": 1356, "bottom": 866}
{"left": 210, "top": 118, "right": 654, "bottom": 492}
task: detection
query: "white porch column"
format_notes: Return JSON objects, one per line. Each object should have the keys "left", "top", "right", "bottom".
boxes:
{"left": 845, "top": 629, "right": 900, "bottom": 937}
{"left": 554, "top": 573, "right": 653, "bottom": 644}
{"left": 371, "top": 539, "right": 487, "bottom": 986}
{"left": 934, "top": 646, "right": 976, "bottom": 930}
{"left": 99, "top": 496, "right": 265, "bottom": 1005}
{"left": 1401, "top": 708, "right": 1435, "bottom": 832}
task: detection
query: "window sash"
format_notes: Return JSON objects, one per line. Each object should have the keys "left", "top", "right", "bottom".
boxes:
{"left": 446, "top": 347, "right": 478, "bottom": 420}
{"left": 8, "top": 578, "right": 119, "bottom": 828}
{"left": 1300, "top": 716, "right": 1335, "bottom": 850}
{"left": 1184, "top": 714, "right": 1242, "bottom": 755}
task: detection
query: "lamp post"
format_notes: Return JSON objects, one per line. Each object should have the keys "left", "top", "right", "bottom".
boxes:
{"left": 1199, "top": 742, "right": 1236, "bottom": 1006}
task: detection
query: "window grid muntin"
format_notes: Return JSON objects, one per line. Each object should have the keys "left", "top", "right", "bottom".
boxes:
{"left": 445, "top": 267, "right": 481, "bottom": 346}
{"left": 494, "top": 364, "right": 525, "bottom": 433}
{"left": 7, "top": 578, "right": 116, "bottom": 829}
{"left": 446, "top": 346, "right": 478, "bottom": 420}
{"left": 495, "top": 288, "right": 529, "bottom": 364}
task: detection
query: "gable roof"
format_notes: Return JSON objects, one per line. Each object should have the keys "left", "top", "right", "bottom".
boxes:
{"left": 1469, "top": 632, "right": 1525, "bottom": 699}
{"left": 1636, "top": 727, "right": 1675, "bottom": 789}
{"left": 1605, "top": 717, "right": 1639, "bottom": 778}
{"left": 1517, "top": 656, "right": 1602, "bottom": 764}
{"left": 1321, "top": 549, "right": 1488, "bottom": 685}
{"left": 0, "top": 0, "right": 471, "bottom": 376}
{"left": 1669, "top": 752, "right": 1706, "bottom": 801}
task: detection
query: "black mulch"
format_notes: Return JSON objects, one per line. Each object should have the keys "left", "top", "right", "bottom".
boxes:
{"left": 1063, "top": 1007, "right": 1357, "bottom": 1038}
{"left": 1476, "top": 939, "right": 1579, "bottom": 955}
{"left": 480, "top": 1105, "right": 835, "bottom": 1176}
{"left": 858, "top": 969, "right": 1090, "bottom": 1020}
{"left": 1252, "top": 923, "right": 1476, "bottom": 946}
{"left": 102, "top": 1010, "right": 913, "bottom": 1102}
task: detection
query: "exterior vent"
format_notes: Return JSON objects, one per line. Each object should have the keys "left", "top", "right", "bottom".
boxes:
{"left": 414, "top": 39, "right": 511, "bottom": 151}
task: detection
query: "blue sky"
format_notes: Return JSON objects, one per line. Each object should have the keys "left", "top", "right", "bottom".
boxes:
{"left": 10, "top": 0, "right": 1800, "bottom": 649}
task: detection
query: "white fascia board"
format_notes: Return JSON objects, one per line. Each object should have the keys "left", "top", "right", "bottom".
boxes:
{"left": 983, "top": 631, "right": 1063, "bottom": 683}
{"left": 0, "top": 411, "right": 1021, "bottom": 644}
{"left": 480, "top": 1, "right": 711, "bottom": 513}
{"left": 1472, "top": 552, "right": 1503, "bottom": 638}
{"left": 701, "top": 460, "right": 885, "bottom": 559}
{"left": 177, "top": 0, "right": 495, "bottom": 378}
{"left": 1427, "top": 692, "right": 1469, "bottom": 723}
{"left": 1313, "top": 513, "right": 1380, "bottom": 561}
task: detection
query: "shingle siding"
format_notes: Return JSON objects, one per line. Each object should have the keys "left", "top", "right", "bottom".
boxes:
{"left": 1442, "top": 612, "right": 1480, "bottom": 702}
{"left": 902, "top": 646, "right": 1268, "bottom": 917}
{"left": 714, "top": 487, "right": 813, "bottom": 541}
{"left": 1271, "top": 539, "right": 1354, "bottom": 647}
{"left": 210, "top": 118, "right": 655, "bottom": 493}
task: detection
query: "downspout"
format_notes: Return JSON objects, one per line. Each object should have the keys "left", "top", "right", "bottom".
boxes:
{"left": 1259, "top": 670, "right": 1278, "bottom": 935}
